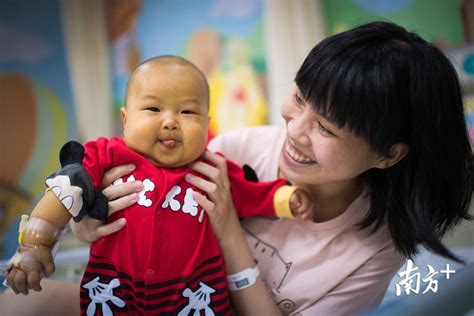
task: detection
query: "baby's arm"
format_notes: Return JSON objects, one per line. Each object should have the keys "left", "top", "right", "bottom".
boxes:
{"left": 5, "top": 189, "right": 71, "bottom": 295}
{"left": 225, "top": 159, "right": 313, "bottom": 219}
{"left": 4, "top": 141, "right": 108, "bottom": 295}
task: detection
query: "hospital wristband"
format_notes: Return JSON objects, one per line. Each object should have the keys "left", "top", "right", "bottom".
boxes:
{"left": 227, "top": 266, "right": 260, "bottom": 291}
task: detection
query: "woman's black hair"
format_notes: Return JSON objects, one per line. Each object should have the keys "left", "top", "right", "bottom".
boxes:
{"left": 295, "top": 21, "right": 473, "bottom": 262}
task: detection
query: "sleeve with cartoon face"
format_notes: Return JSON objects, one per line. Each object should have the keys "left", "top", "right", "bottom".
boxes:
{"left": 225, "top": 158, "right": 292, "bottom": 219}
{"left": 44, "top": 139, "right": 113, "bottom": 222}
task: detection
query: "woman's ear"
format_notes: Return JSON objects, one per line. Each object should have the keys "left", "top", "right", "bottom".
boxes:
{"left": 373, "top": 143, "right": 409, "bottom": 169}
{"left": 120, "top": 106, "right": 127, "bottom": 125}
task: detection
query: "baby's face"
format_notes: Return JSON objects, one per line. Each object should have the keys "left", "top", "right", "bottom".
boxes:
{"left": 121, "top": 61, "right": 209, "bottom": 168}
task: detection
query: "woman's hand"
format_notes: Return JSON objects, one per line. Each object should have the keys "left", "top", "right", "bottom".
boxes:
{"left": 186, "top": 151, "right": 283, "bottom": 315}
{"left": 184, "top": 151, "right": 240, "bottom": 246}
{"left": 69, "top": 164, "right": 143, "bottom": 243}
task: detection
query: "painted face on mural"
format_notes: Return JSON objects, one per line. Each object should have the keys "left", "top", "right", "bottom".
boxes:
{"left": 121, "top": 59, "right": 210, "bottom": 168}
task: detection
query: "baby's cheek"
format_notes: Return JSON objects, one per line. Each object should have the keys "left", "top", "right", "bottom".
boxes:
{"left": 186, "top": 127, "right": 208, "bottom": 157}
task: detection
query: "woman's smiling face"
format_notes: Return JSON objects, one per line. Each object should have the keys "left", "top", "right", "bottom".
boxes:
{"left": 279, "top": 86, "right": 384, "bottom": 188}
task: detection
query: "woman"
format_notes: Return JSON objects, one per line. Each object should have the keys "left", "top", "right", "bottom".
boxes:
{"left": 1, "top": 21, "right": 472, "bottom": 315}
{"left": 179, "top": 21, "right": 473, "bottom": 314}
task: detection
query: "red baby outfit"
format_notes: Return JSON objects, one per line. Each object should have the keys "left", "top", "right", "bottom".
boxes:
{"left": 76, "top": 137, "right": 286, "bottom": 315}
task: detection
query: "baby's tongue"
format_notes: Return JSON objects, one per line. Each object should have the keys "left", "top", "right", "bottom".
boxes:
{"left": 162, "top": 140, "right": 176, "bottom": 149}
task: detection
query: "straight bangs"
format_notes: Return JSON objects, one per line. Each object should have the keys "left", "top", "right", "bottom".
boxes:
{"left": 295, "top": 38, "right": 410, "bottom": 154}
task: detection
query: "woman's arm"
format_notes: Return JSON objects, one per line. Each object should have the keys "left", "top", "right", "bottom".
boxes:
{"left": 0, "top": 279, "right": 80, "bottom": 316}
{"left": 186, "top": 151, "right": 283, "bottom": 316}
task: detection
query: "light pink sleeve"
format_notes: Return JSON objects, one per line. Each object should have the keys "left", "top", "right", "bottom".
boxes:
{"left": 300, "top": 244, "right": 404, "bottom": 316}
{"left": 207, "top": 126, "right": 284, "bottom": 181}
{"left": 207, "top": 129, "right": 244, "bottom": 159}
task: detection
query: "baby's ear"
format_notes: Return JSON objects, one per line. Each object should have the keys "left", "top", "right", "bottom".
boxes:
{"left": 120, "top": 106, "right": 127, "bottom": 125}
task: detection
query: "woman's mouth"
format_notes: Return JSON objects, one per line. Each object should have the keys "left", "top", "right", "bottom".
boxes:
{"left": 284, "top": 141, "right": 316, "bottom": 165}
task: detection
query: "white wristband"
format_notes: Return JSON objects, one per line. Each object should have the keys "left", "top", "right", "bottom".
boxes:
{"left": 227, "top": 266, "right": 260, "bottom": 291}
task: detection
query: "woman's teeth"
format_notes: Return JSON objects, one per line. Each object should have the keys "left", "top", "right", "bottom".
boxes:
{"left": 286, "top": 143, "right": 315, "bottom": 164}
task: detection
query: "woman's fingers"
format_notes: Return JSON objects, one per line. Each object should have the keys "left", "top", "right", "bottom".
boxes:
{"left": 102, "top": 168, "right": 142, "bottom": 218}
{"left": 188, "top": 161, "right": 220, "bottom": 181}
{"left": 95, "top": 218, "right": 126, "bottom": 238}
{"left": 193, "top": 191, "right": 215, "bottom": 214}
{"left": 185, "top": 173, "right": 217, "bottom": 195}
{"left": 101, "top": 163, "right": 136, "bottom": 188}
{"left": 193, "top": 189, "right": 228, "bottom": 240}
{"left": 108, "top": 193, "right": 138, "bottom": 216}
{"left": 69, "top": 164, "right": 139, "bottom": 243}
{"left": 201, "top": 151, "right": 228, "bottom": 171}
{"left": 189, "top": 151, "right": 230, "bottom": 187}
{"left": 102, "top": 180, "right": 142, "bottom": 201}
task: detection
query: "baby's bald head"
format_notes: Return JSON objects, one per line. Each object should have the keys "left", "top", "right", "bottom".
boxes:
{"left": 125, "top": 55, "right": 209, "bottom": 108}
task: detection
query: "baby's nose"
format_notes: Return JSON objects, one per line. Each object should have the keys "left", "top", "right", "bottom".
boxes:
{"left": 162, "top": 116, "right": 179, "bottom": 130}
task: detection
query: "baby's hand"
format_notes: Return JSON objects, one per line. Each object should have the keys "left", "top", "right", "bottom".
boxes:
{"left": 4, "top": 217, "right": 61, "bottom": 295}
{"left": 6, "top": 242, "right": 55, "bottom": 295}
{"left": 289, "top": 189, "right": 314, "bottom": 221}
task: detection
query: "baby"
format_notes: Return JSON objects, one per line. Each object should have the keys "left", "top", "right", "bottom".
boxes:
{"left": 4, "top": 56, "right": 311, "bottom": 315}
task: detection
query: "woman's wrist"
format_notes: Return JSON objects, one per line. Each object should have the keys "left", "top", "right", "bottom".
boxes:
{"left": 217, "top": 218, "right": 246, "bottom": 251}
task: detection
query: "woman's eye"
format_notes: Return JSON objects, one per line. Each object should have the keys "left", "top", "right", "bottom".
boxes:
{"left": 318, "top": 122, "right": 333, "bottom": 135}
{"left": 146, "top": 107, "right": 160, "bottom": 112}
{"left": 294, "top": 93, "right": 304, "bottom": 107}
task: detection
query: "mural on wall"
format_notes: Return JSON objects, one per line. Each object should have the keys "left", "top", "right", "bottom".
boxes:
{"left": 322, "top": 0, "right": 465, "bottom": 46}
{"left": 0, "top": 0, "right": 76, "bottom": 261}
{"left": 322, "top": 0, "right": 474, "bottom": 142}
{"left": 107, "top": 0, "right": 268, "bottom": 138}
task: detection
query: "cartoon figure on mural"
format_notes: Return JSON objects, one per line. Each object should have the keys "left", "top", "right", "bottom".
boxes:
{"left": 187, "top": 28, "right": 268, "bottom": 138}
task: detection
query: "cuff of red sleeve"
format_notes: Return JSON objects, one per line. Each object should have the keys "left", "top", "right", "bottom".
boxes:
{"left": 274, "top": 185, "right": 298, "bottom": 218}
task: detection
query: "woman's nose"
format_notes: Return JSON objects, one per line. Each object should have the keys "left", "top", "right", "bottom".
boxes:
{"left": 287, "top": 112, "right": 311, "bottom": 146}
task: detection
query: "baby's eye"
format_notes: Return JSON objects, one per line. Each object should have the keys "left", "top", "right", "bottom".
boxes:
{"left": 147, "top": 107, "right": 160, "bottom": 112}
{"left": 181, "top": 110, "right": 197, "bottom": 115}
